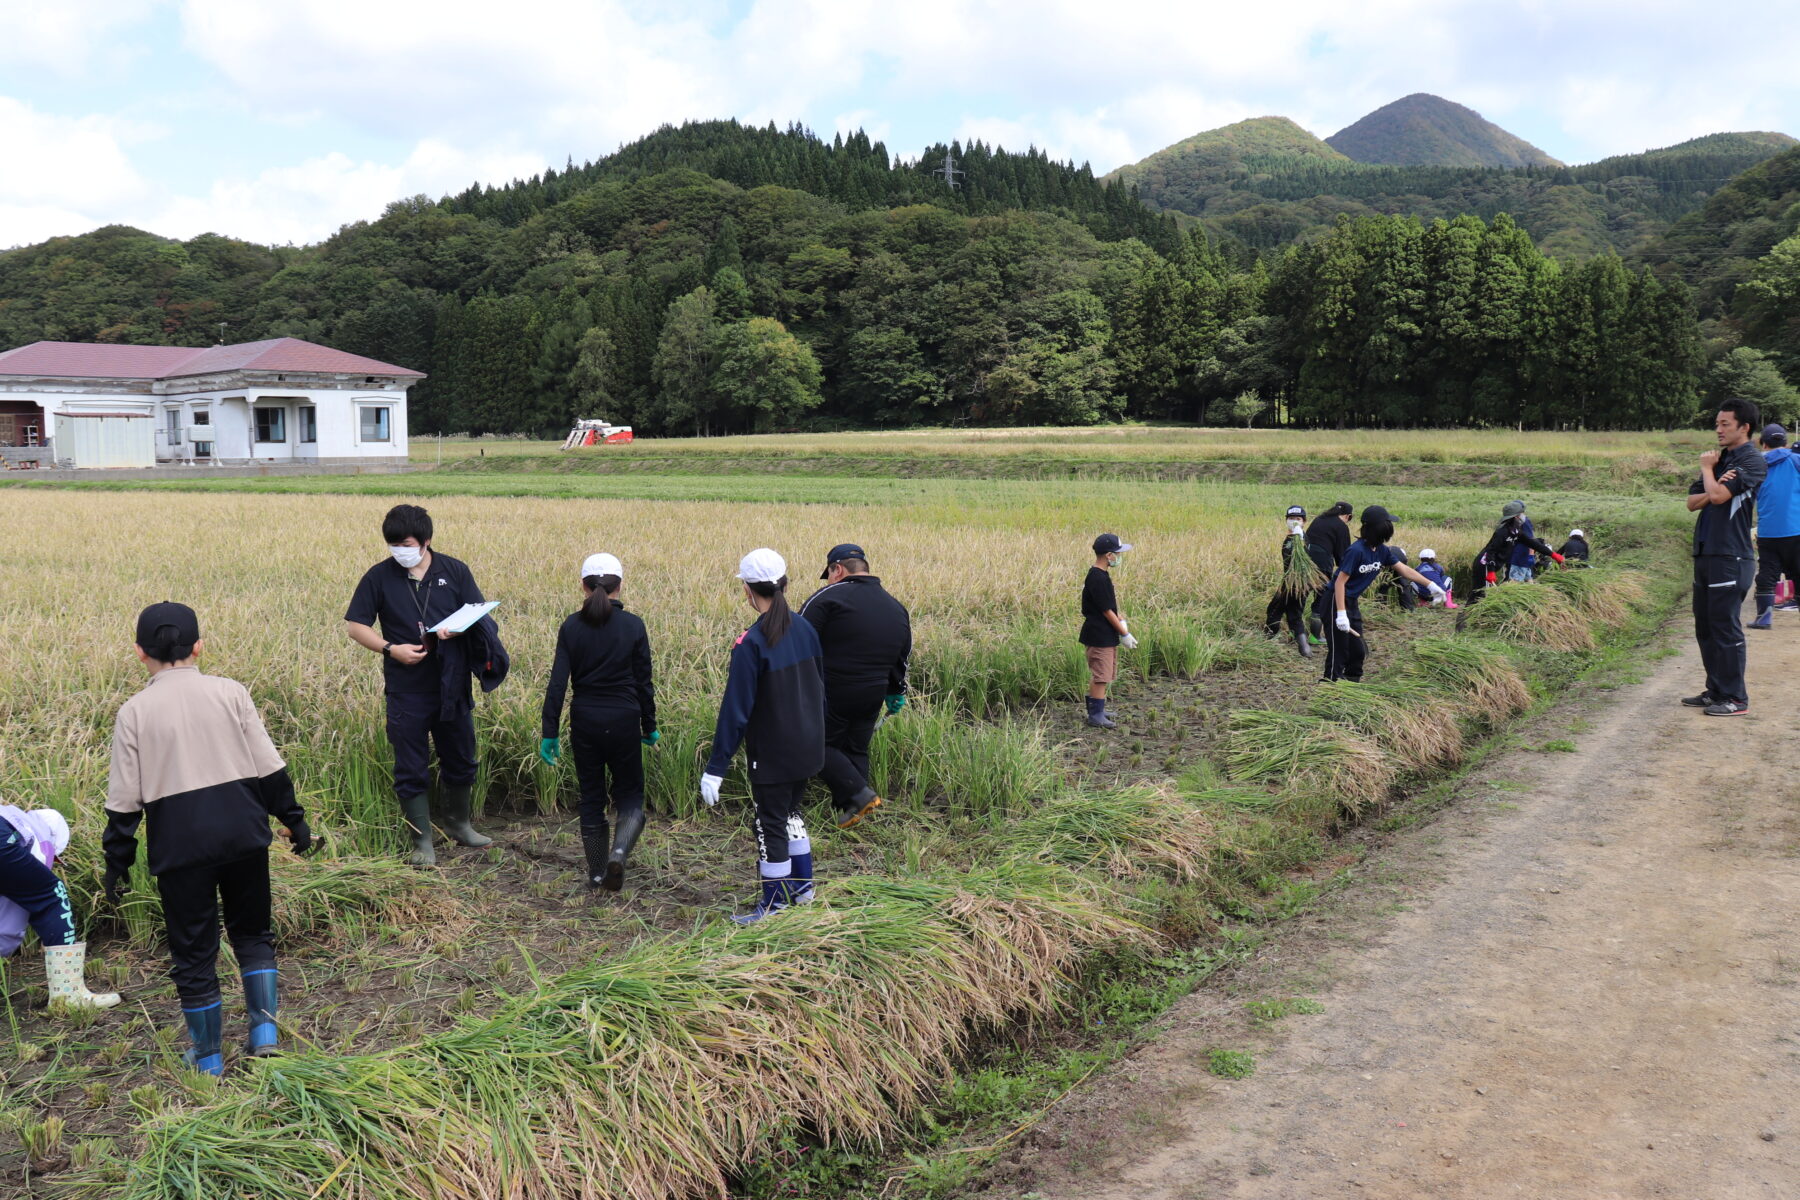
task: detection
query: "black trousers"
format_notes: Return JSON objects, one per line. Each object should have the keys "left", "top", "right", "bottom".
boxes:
{"left": 157, "top": 849, "right": 275, "bottom": 1007}
{"left": 1755, "top": 535, "right": 1800, "bottom": 597}
{"left": 1694, "top": 556, "right": 1754, "bottom": 704}
{"left": 1264, "top": 589, "right": 1305, "bottom": 636}
{"left": 570, "top": 709, "right": 644, "bottom": 828}
{"left": 1321, "top": 596, "right": 1366, "bottom": 682}
{"left": 751, "top": 779, "right": 808, "bottom": 867}
{"left": 0, "top": 817, "right": 75, "bottom": 948}
{"left": 385, "top": 691, "right": 477, "bottom": 800}
{"left": 818, "top": 701, "right": 880, "bottom": 810}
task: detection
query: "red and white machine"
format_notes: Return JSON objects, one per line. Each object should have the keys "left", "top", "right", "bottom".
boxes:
{"left": 562, "top": 418, "right": 633, "bottom": 448}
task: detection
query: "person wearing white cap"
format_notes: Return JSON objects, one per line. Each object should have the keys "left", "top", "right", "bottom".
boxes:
{"left": 1411, "top": 548, "right": 1455, "bottom": 608}
{"left": 1556, "top": 529, "right": 1590, "bottom": 567}
{"left": 540, "top": 553, "right": 657, "bottom": 892}
{"left": 700, "top": 549, "right": 828, "bottom": 924}
{"left": 0, "top": 804, "right": 121, "bottom": 1016}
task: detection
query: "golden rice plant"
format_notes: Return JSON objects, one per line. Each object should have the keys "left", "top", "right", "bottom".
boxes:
{"left": 1402, "top": 636, "right": 1533, "bottom": 724}
{"left": 1223, "top": 710, "right": 1396, "bottom": 817}
{"left": 1456, "top": 580, "right": 1595, "bottom": 652}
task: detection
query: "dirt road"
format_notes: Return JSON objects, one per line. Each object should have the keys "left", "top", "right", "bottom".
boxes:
{"left": 1002, "top": 618, "right": 1800, "bottom": 1199}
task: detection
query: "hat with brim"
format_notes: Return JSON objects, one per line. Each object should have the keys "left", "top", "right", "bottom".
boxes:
{"left": 1093, "top": 533, "right": 1133, "bottom": 555}
{"left": 820, "top": 543, "right": 866, "bottom": 580}
{"left": 736, "top": 548, "right": 787, "bottom": 584}
{"left": 579, "top": 552, "right": 623, "bottom": 581}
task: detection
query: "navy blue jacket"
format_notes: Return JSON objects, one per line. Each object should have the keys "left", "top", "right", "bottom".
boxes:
{"left": 437, "top": 614, "right": 509, "bottom": 721}
{"left": 705, "top": 613, "right": 826, "bottom": 784}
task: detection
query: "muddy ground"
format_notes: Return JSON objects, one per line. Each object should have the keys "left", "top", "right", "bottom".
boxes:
{"left": 988, "top": 610, "right": 1800, "bottom": 1199}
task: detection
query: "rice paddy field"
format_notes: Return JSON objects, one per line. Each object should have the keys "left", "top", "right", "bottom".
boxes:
{"left": 0, "top": 429, "right": 1694, "bottom": 1198}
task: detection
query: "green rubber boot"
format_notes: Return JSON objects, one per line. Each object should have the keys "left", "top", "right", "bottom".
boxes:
{"left": 439, "top": 782, "right": 492, "bottom": 848}
{"left": 399, "top": 793, "right": 436, "bottom": 867}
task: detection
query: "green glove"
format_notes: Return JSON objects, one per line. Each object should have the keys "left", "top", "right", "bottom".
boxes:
{"left": 641, "top": 729, "right": 661, "bottom": 748}
{"left": 884, "top": 694, "right": 906, "bottom": 716}
{"left": 538, "top": 737, "right": 559, "bottom": 766}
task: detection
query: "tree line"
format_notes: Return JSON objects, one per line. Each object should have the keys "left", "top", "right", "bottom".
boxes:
{"left": 0, "top": 121, "right": 1723, "bottom": 434}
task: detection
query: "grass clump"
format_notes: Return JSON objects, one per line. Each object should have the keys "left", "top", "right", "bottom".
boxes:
{"left": 1223, "top": 710, "right": 1395, "bottom": 817}
{"left": 104, "top": 865, "right": 1153, "bottom": 1200}
{"left": 1456, "top": 582, "right": 1595, "bottom": 652}
{"left": 1305, "top": 680, "right": 1464, "bottom": 770}
{"left": 1207, "top": 1048, "right": 1256, "bottom": 1079}
{"left": 1013, "top": 785, "right": 1216, "bottom": 883}
{"left": 1403, "top": 636, "right": 1532, "bottom": 722}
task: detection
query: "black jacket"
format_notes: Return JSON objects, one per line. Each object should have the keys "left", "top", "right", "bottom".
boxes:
{"left": 798, "top": 575, "right": 912, "bottom": 713}
{"left": 541, "top": 603, "right": 656, "bottom": 737}
{"left": 1305, "top": 513, "right": 1351, "bottom": 571}
{"left": 1558, "top": 536, "right": 1590, "bottom": 562}
{"left": 705, "top": 614, "right": 826, "bottom": 784}
{"left": 437, "top": 614, "right": 509, "bottom": 720}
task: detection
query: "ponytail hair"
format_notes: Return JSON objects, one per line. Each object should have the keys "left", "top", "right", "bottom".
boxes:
{"left": 748, "top": 576, "right": 793, "bottom": 646}
{"left": 579, "top": 574, "right": 622, "bottom": 626}
{"left": 141, "top": 623, "right": 196, "bottom": 664}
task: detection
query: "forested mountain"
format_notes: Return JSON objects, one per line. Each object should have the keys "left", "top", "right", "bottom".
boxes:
{"left": 1114, "top": 102, "right": 1794, "bottom": 258}
{"left": 0, "top": 121, "right": 1710, "bottom": 434}
{"left": 1326, "top": 94, "right": 1562, "bottom": 168}
{"left": 1633, "top": 144, "right": 1800, "bottom": 410}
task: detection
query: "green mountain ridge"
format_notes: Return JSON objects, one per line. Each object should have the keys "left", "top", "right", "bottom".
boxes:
{"left": 1326, "top": 93, "right": 1562, "bottom": 168}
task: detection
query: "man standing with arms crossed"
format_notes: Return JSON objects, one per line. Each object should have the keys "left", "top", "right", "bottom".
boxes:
{"left": 799, "top": 544, "right": 911, "bottom": 829}
{"left": 1684, "top": 398, "right": 1767, "bottom": 716}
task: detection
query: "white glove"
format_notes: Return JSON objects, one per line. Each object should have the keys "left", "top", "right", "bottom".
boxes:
{"left": 1120, "top": 633, "right": 1139, "bottom": 650}
{"left": 1334, "top": 610, "right": 1351, "bottom": 632}
{"left": 699, "top": 773, "right": 723, "bottom": 808}
{"left": 1427, "top": 583, "right": 1447, "bottom": 605}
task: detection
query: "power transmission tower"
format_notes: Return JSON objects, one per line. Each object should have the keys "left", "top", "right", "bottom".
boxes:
{"left": 932, "top": 150, "right": 964, "bottom": 190}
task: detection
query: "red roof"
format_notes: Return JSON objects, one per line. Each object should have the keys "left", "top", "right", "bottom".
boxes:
{"left": 0, "top": 338, "right": 424, "bottom": 380}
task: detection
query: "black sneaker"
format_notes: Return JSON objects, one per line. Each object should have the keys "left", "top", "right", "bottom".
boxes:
{"left": 1680, "top": 692, "right": 1715, "bottom": 708}
{"left": 1703, "top": 699, "right": 1749, "bottom": 717}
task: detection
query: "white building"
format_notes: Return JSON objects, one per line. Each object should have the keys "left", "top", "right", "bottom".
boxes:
{"left": 0, "top": 338, "right": 422, "bottom": 469}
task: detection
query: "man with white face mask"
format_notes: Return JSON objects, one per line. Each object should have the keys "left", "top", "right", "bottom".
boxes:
{"left": 344, "top": 504, "right": 494, "bottom": 864}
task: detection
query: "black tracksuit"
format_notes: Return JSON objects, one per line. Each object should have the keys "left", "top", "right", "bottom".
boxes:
{"left": 344, "top": 551, "right": 486, "bottom": 800}
{"left": 1690, "top": 442, "right": 1766, "bottom": 705}
{"left": 541, "top": 602, "right": 656, "bottom": 829}
{"left": 705, "top": 614, "right": 826, "bottom": 869}
{"left": 798, "top": 575, "right": 911, "bottom": 812}
{"left": 1470, "top": 519, "right": 1554, "bottom": 602}
{"left": 1264, "top": 532, "right": 1328, "bottom": 636}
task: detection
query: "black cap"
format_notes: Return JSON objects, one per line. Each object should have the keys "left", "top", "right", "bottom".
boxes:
{"left": 1329, "top": 501, "right": 1353, "bottom": 516}
{"left": 1093, "top": 533, "right": 1134, "bottom": 555}
{"left": 1285, "top": 505, "right": 1306, "bottom": 518}
{"left": 136, "top": 601, "right": 200, "bottom": 659}
{"left": 820, "top": 543, "right": 866, "bottom": 579}
{"left": 1361, "top": 504, "right": 1392, "bottom": 524}
{"left": 1763, "top": 423, "right": 1788, "bottom": 445}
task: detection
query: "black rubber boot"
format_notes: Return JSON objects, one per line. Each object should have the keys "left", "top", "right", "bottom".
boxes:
{"left": 400, "top": 793, "right": 436, "bottom": 866}
{"left": 603, "top": 809, "right": 645, "bottom": 893}
{"left": 439, "top": 782, "right": 492, "bottom": 848}
{"left": 580, "top": 820, "right": 610, "bottom": 889}
{"left": 1294, "top": 628, "right": 1312, "bottom": 658}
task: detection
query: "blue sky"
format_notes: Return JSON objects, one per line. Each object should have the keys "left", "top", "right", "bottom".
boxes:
{"left": 2, "top": 0, "right": 1796, "bottom": 248}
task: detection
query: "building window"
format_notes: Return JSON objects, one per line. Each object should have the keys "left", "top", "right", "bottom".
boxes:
{"left": 192, "top": 410, "right": 212, "bottom": 458}
{"left": 165, "top": 408, "right": 182, "bottom": 441}
{"left": 359, "top": 406, "right": 390, "bottom": 442}
{"left": 299, "top": 407, "right": 318, "bottom": 443}
{"left": 254, "top": 407, "right": 286, "bottom": 443}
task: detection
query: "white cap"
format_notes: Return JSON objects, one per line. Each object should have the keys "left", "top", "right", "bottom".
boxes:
{"left": 1570, "top": 529, "right": 1584, "bottom": 539}
{"left": 579, "top": 552, "right": 623, "bottom": 580}
{"left": 736, "top": 547, "right": 787, "bottom": 584}
{"left": 1419, "top": 548, "right": 1437, "bottom": 560}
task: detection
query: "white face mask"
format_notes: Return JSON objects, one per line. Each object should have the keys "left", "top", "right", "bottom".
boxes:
{"left": 389, "top": 544, "right": 423, "bottom": 569}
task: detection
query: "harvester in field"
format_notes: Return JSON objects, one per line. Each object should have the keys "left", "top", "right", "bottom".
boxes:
{"left": 563, "top": 418, "right": 633, "bottom": 448}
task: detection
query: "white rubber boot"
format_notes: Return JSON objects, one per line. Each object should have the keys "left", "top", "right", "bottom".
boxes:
{"left": 44, "top": 942, "right": 122, "bottom": 1011}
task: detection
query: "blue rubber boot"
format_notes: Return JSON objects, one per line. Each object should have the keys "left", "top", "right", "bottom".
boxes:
{"left": 182, "top": 1001, "right": 224, "bottom": 1076}
{"left": 732, "top": 871, "right": 792, "bottom": 925}
{"left": 243, "top": 969, "right": 279, "bottom": 1057}
{"left": 1750, "top": 594, "right": 1774, "bottom": 630}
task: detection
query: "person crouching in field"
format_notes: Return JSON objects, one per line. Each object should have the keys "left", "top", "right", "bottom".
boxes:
{"left": 1412, "top": 549, "right": 1455, "bottom": 608}
{"left": 1322, "top": 508, "right": 1447, "bottom": 683}
{"left": 1081, "top": 534, "right": 1138, "bottom": 728}
{"left": 539, "top": 553, "right": 657, "bottom": 892}
{"left": 1557, "top": 529, "right": 1591, "bottom": 567}
{"left": 1470, "top": 500, "right": 1562, "bottom": 602}
{"left": 1263, "top": 506, "right": 1321, "bottom": 659}
{"left": 104, "top": 603, "right": 317, "bottom": 1076}
{"left": 700, "top": 550, "right": 827, "bottom": 925}
{"left": 0, "top": 805, "right": 120, "bottom": 1014}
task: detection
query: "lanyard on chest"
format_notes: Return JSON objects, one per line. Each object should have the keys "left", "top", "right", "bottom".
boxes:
{"left": 408, "top": 572, "right": 431, "bottom": 641}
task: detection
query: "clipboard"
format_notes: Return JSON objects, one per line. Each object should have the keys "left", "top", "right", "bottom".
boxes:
{"left": 429, "top": 601, "right": 499, "bottom": 635}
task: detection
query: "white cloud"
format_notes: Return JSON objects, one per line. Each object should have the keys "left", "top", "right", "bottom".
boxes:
{"left": 0, "top": 0, "right": 165, "bottom": 72}
{"left": 0, "top": 97, "right": 152, "bottom": 245}
{"left": 149, "top": 140, "right": 549, "bottom": 243}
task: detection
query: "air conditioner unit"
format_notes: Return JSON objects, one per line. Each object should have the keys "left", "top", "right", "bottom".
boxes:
{"left": 184, "top": 428, "right": 214, "bottom": 443}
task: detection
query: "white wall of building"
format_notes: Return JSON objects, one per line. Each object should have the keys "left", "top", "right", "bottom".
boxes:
{"left": 153, "top": 387, "right": 409, "bottom": 464}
